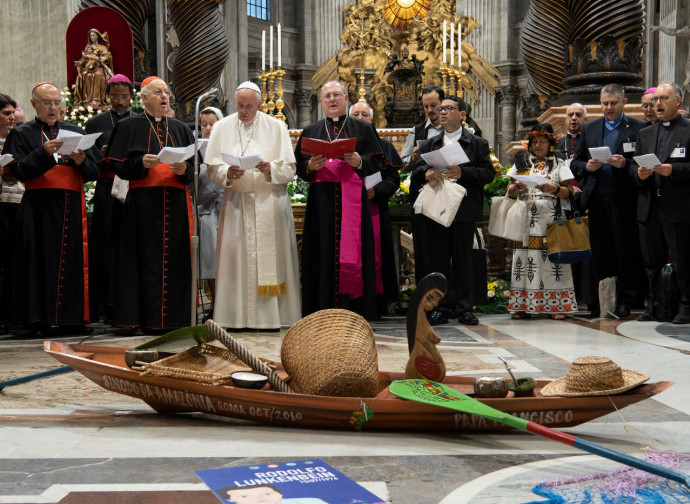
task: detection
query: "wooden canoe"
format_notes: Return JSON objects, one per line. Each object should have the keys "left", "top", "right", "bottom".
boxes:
{"left": 44, "top": 341, "right": 673, "bottom": 432}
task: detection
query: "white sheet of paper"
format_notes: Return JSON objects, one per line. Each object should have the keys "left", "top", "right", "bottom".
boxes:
{"left": 55, "top": 130, "right": 102, "bottom": 154}
{"left": 633, "top": 153, "right": 662, "bottom": 169}
{"left": 0, "top": 153, "right": 13, "bottom": 167}
{"left": 158, "top": 145, "right": 195, "bottom": 164}
{"left": 420, "top": 142, "right": 470, "bottom": 170}
{"left": 589, "top": 146, "right": 612, "bottom": 163}
{"left": 220, "top": 152, "right": 263, "bottom": 171}
{"left": 512, "top": 174, "right": 549, "bottom": 188}
{"left": 416, "top": 139, "right": 425, "bottom": 148}
{"left": 365, "top": 171, "right": 382, "bottom": 189}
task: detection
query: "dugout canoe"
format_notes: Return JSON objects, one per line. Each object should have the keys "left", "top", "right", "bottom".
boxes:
{"left": 44, "top": 341, "right": 672, "bottom": 432}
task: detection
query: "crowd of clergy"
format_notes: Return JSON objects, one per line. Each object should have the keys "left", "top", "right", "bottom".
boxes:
{"left": 0, "top": 73, "right": 689, "bottom": 336}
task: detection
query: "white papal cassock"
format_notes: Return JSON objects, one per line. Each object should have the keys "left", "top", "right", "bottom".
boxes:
{"left": 204, "top": 111, "right": 301, "bottom": 329}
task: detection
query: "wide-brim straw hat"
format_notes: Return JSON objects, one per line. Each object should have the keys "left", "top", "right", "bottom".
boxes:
{"left": 540, "top": 356, "right": 649, "bottom": 397}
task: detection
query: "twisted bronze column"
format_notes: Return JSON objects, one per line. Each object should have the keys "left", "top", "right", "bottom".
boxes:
{"left": 168, "top": 0, "right": 229, "bottom": 122}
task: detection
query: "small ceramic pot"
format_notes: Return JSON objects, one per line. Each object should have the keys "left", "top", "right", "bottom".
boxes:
{"left": 509, "top": 377, "right": 537, "bottom": 397}
{"left": 474, "top": 376, "right": 509, "bottom": 398}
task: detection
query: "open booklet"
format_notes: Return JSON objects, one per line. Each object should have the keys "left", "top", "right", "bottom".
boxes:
{"left": 220, "top": 152, "right": 263, "bottom": 171}
{"left": 55, "top": 130, "right": 102, "bottom": 155}
{"left": 633, "top": 153, "right": 662, "bottom": 169}
{"left": 157, "top": 139, "right": 207, "bottom": 164}
{"left": 420, "top": 141, "right": 470, "bottom": 170}
{"left": 300, "top": 137, "right": 357, "bottom": 159}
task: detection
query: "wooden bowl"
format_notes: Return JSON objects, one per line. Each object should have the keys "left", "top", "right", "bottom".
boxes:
{"left": 124, "top": 349, "right": 160, "bottom": 369}
{"left": 231, "top": 371, "right": 268, "bottom": 389}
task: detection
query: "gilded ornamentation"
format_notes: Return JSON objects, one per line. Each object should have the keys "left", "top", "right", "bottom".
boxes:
{"left": 312, "top": 0, "right": 500, "bottom": 128}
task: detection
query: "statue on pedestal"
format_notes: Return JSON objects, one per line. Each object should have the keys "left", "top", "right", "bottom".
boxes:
{"left": 73, "top": 29, "right": 113, "bottom": 108}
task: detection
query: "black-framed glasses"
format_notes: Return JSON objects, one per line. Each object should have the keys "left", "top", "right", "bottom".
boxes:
{"left": 438, "top": 105, "right": 458, "bottom": 112}
{"left": 109, "top": 94, "right": 132, "bottom": 100}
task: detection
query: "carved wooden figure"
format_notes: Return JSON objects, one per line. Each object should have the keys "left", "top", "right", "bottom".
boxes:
{"left": 405, "top": 273, "right": 448, "bottom": 381}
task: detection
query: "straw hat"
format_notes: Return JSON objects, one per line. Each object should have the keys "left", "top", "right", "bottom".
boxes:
{"left": 540, "top": 356, "right": 649, "bottom": 397}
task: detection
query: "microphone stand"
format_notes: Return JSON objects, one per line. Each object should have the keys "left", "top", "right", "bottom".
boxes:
{"left": 191, "top": 87, "right": 219, "bottom": 325}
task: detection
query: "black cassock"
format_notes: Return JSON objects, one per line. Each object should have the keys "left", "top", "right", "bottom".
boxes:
{"left": 85, "top": 109, "right": 136, "bottom": 317}
{"left": 375, "top": 139, "right": 402, "bottom": 302}
{"left": 295, "top": 115, "right": 385, "bottom": 320}
{"left": 2, "top": 119, "right": 98, "bottom": 327}
{"left": 107, "top": 113, "right": 194, "bottom": 330}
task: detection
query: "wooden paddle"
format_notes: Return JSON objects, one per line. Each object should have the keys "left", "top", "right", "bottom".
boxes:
{"left": 389, "top": 379, "right": 690, "bottom": 489}
{"left": 0, "top": 325, "right": 214, "bottom": 391}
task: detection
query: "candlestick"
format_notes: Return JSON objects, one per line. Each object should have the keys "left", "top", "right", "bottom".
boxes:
{"left": 267, "top": 69, "right": 276, "bottom": 117}
{"left": 274, "top": 67, "right": 286, "bottom": 123}
{"left": 259, "top": 69, "right": 268, "bottom": 113}
{"left": 261, "top": 30, "right": 265, "bottom": 71}
{"left": 442, "top": 20, "right": 447, "bottom": 64}
{"left": 458, "top": 23, "right": 462, "bottom": 68}
{"left": 277, "top": 23, "right": 281, "bottom": 68}
{"left": 269, "top": 25, "right": 273, "bottom": 68}
{"left": 450, "top": 22, "right": 454, "bottom": 66}
{"left": 441, "top": 65, "right": 449, "bottom": 96}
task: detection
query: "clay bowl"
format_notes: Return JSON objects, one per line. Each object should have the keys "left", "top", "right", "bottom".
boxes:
{"left": 231, "top": 371, "right": 268, "bottom": 389}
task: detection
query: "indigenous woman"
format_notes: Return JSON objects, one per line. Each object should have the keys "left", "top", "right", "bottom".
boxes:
{"left": 74, "top": 29, "right": 113, "bottom": 108}
{"left": 507, "top": 123, "right": 577, "bottom": 320}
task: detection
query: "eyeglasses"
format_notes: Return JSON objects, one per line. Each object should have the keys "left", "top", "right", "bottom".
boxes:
{"left": 641, "top": 103, "right": 653, "bottom": 109}
{"left": 109, "top": 94, "right": 131, "bottom": 100}
{"left": 148, "top": 89, "right": 172, "bottom": 97}
{"left": 438, "top": 105, "right": 458, "bottom": 112}
{"left": 322, "top": 92, "right": 344, "bottom": 101}
{"left": 38, "top": 100, "right": 62, "bottom": 107}
{"left": 650, "top": 96, "right": 671, "bottom": 104}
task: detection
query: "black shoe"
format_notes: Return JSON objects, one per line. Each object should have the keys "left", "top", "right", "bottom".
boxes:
{"left": 427, "top": 310, "right": 448, "bottom": 326}
{"left": 458, "top": 312, "right": 479, "bottom": 325}
{"left": 637, "top": 307, "right": 655, "bottom": 322}
{"left": 613, "top": 304, "right": 631, "bottom": 318}
{"left": 672, "top": 306, "right": 690, "bottom": 325}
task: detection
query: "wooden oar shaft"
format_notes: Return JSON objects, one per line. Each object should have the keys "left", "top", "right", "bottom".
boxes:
{"left": 0, "top": 366, "right": 73, "bottom": 391}
{"left": 204, "top": 320, "right": 292, "bottom": 393}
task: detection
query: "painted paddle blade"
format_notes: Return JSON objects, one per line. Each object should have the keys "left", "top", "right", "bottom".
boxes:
{"left": 389, "top": 379, "right": 527, "bottom": 430}
{"left": 391, "top": 379, "right": 690, "bottom": 490}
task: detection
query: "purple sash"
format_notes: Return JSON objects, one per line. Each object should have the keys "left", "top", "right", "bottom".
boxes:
{"left": 370, "top": 202, "right": 383, "bottom": 295}
{"left": 313, "top": 159, "right": 364, "bottom": 298}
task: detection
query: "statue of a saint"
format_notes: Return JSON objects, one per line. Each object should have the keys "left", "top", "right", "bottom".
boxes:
{"left": 73, "top": 29, "right": 114, "bottom": 108}
{"left": 650, "top": 25, "right": 690, "bottom": 105}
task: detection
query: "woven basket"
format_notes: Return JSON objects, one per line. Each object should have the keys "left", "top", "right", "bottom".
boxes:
{"left": 281, "top": 309, "right": 379, "bottom": 397}
{"left": 137, "top": 343, "right": 252, "bottom": 386}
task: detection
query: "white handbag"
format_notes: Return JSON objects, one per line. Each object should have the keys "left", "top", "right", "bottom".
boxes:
{"left": 487, "top": 189, "right": 527, "bottom": 242}
{"left": 111, "top": 175, "right": 129, "bottom": 204}
{"left": 413, "top": 178, "right": 466, "bottom": 227}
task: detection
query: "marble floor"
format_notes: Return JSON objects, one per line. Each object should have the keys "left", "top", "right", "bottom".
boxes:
{"left": 1, "top": 312, "right": 689, "bottom": 503}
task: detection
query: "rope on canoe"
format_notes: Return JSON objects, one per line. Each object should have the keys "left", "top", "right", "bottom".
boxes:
{"left": 204, "top": 319, "right": 292, "bottom": 393}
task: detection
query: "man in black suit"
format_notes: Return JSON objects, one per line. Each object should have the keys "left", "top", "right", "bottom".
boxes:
{"left": 412, "top": 95, "right": 495, "bottom": 325}
{"left": 401, "top": 85, "right": 445, "bottom": 289}
{"left": 556, "top": 103, "right": 587, "bottom": 160}
{"left": 631, "top": 83, "right": 690, "bottom": 324}
{"left": 571, "top": 84, "right": 646, "bottom": 318}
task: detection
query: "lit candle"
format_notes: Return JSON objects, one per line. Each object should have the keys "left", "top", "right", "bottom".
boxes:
{"left": 261, "top": 30, "right": 265, "bottom": 71}
{"left": 270, "top": 25, "right": 273, "bottom": 69}
{"left": 277, "top": 23, "right": 281, "bottom": 68}
{"left": 458, "top": 23, "right": 462, "bottom": 68}
{"left": 450, "top": 22, "right": 454, "bottom": 66}
{"left": 442, "top": 20, "right": 447, "bottom": 64}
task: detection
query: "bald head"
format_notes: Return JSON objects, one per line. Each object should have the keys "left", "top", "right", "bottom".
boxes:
{"left": 350, "top": 102, "right": 373, "bottom": 123}
{"left": 565, "top": 103, "right": 587, "bottom": 135}
{"left": 31, "top": 84, "right": 61, "bottom": 126}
